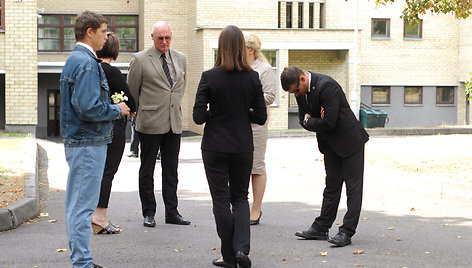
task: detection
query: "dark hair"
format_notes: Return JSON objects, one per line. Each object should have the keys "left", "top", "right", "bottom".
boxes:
{"left": 96, "top": 32, "right": 120, "bottom": 60}
{"left": 280, "top": 66, "right": 304, "bottom": 91}
{"left": 74, "top": 11, "right": 107, "bottom": 41}
{"left": 214, "top": 25, "right": 251, "bottom": 72}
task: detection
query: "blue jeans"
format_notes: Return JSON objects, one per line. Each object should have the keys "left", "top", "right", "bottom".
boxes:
{"left": 65, "top": 145, "right": 107, "bottom": 268}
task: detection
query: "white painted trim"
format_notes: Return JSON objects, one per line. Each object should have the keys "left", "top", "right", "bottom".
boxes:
{"left": 209, "top": 41, "right": 354, "bottom": 50}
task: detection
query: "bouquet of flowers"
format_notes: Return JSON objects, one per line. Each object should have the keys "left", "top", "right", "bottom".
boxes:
{"left": 111, "top": 91, "right": 129, "bottom": 104}
{"left": 111, "top": 91, "right": 129, "bottom": 120}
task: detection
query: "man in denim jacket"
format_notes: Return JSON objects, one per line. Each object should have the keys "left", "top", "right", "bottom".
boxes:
{"left": 60, "top": 11, "right": 129, "bottom": 268}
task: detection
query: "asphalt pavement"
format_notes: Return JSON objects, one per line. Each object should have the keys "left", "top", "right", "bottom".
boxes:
{"left": 1, "top": 135, "right": 471, "bottom": 268}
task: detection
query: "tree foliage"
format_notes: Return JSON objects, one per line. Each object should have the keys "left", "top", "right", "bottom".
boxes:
{"left": 465, "top": 74, "right": 472, "bottom": 101}
{"left": 375, "top": 0, "right": 472, "bottom": 23}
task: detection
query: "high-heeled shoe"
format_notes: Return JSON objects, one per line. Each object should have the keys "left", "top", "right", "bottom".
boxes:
{"left": 249, "top": 211, "right": 262, "bottom": 225}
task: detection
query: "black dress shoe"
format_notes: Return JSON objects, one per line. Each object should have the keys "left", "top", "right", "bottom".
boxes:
{"left": 92, "top": 263, "right": 103, "bottom": 268}
{"left": 127, "top": 153, "right": 138, "bottom": 158}
{"left": 165, "top": 215, "right": 191, "bottom": 225}
{"left": 249, "top": 211, "right": 262, "bottom": 225}
{"left": 143, "top": 216, "right": 156, "bottom": 227}
{"left": 327, "top": 231, "right": 352, "bottom": 247}
{"left": 235, "top": 251, "right": 251, "bottom": 268}
{"left": 212, "top": 258, "right": 236, "bottom": 268}
{"left": 295, "top": 226, "right": 328, "bottom": 240}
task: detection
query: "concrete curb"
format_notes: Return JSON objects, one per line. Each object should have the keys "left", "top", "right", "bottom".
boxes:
{"left": 0, "top": 138, "right": 39, "bottom": 232}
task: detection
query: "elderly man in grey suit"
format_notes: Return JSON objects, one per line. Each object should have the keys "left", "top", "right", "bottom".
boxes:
{"left": 128, "top": 21, "right": 190, "bottom": 227}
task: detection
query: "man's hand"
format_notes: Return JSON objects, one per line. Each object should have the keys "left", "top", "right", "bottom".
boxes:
{"left": 304, "top": 113, "right": 311, "bottom": 120}
{"left": 118, "top": 102, "right": 130, "bottom": 116}
{"left": 320, "top": 107, "right": 325, "bottom": 119}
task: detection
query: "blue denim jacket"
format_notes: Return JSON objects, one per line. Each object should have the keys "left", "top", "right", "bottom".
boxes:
{"left": 60, "top": 44, "right": 122, "bottom": 146}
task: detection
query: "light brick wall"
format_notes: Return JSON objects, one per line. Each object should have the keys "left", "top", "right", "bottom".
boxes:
{"left": 458, "top": 18, "right": 472, "bottom": 124}
{"left": 5, "top": 0, "right": 38, "bottom": 126}
{"left": 0, "top": 34, "right": 5, "bottom": 70}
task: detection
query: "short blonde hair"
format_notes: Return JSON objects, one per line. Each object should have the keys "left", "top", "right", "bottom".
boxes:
{"left": 244, "top": 32, "right": 269, "bottom": 64}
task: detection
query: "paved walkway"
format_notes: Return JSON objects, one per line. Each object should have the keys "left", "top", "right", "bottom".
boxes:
{"left": 1, "top": 135, "right": 471, "bottom": 267}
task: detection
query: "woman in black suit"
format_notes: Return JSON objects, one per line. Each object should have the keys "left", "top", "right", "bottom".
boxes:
{"left": 193, "top": 25, "right": 267, "bottom": 268}
{"left": 91, "top": 32, "right": 136, "bottom": 234}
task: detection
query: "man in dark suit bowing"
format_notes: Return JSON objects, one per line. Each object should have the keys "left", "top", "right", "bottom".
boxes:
{"left": 280, "top": 67, "right": 369, "bottom": 247}
{"left": 128, "top": 21, "right": 190, "bottom": 227}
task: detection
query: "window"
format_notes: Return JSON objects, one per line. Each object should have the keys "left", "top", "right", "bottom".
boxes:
{"left": 38, "top": 14, "right": 138, "bottom": 52}
{"left": 261, "top": 50, "right": 280, "bottom": 106}
{"left": 0, "top": 0, "right": 4, "bottom": 30}
{"left": 38, "top": 15, "right": 76, "bottom": 51}
{"left": 278, "top": 1, "right": 281, "bottom": 28}
{"left": 404, "top": 20, "right": 422, "bottom": 39}
{"left": 404, "top": 87, "right": 423, "bottom": 104}
{"left": 436, "top": 86, "right": 454, "bottom": 104}
{"left": 286, "top": 2, "right": 292, "bottom": 28}
{"left": 372, "top": 86, "right": 390, "bottom": 104}
{"left": 104, "top": 15, "right": 138, "bottom": 52}
{"left": 309, "top": 3, "right": 314, "bottom": 28}
{"left": 319, "top": 3, "right": 325, "bottom": 28}
{"left": 371, "top": 19, "right": 390, "bottom": 38}
{"left": 298, "top": 2, "right": 303, "bottom": 28}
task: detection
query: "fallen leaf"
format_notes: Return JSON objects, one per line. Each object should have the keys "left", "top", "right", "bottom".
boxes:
{"left": 281, "top": 258, "right": 286, "bottom": 261}
{"left": 211, "top": 247, "right": 216, "bottom": 250}
{"left": 458, "top": 236, "right": 462, "bottom": 239}
{"left": 48, "top": 219, "right": 57, "bottom": 223}
{"left": 410, "top": 208, "right": 416, "bottom": 211}
{"left": 355, "top": 265, "right": 365, "bottom": 267}
{"left": 387, "top": 235, "right": 391, "bottom": 237}
{"left": 56, "top": 248, "right": 68, "bottom": 252}
{"left": 425, "top": 252, "right": 430, "bottom": 254}
{"left": 320, "top": 252, "right": 328, "bottom": 257}
{"left": 173, "top": 249, "right": 183, "bottom": 252}
{"left": 353, "top": 250, "right": 364, "bottom": 255}
{"left": 294, "top": 258, "right": 301, "bottom": 261}
{"left": 322, "top": 260, "right": 328, "bottom": 263}
{"left": 385, "top": 253, "right": 391, "bottom": 255}
{"left": 396, "top": 238, "right": 402, "bottom": 241}
{"left": 388, "top": 227, "right": 395, "bottom": 230}
{"left": 360, "top": 218, "right": 368, "bottom": 220}
{"left": 335, "top": 222, "right": 340, "bottom": 225}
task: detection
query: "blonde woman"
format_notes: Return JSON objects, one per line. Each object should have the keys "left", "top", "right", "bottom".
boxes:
{"left": 244, "top": 33, "right": 277, "bottom": 225}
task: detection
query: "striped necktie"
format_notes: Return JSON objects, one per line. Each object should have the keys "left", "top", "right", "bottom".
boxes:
{"left": 161, "top": 53, "right": 173, "bottom": 87}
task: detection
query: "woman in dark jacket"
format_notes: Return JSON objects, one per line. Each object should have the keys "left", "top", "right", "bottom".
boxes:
{"left": 193, "top": 25, "right": 267, "bottom": 268}
{"left": 91, "top": 32, "right": 136, "bottom": 234}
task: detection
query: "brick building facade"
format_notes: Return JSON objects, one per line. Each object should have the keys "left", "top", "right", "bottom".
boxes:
{"left": 0, "top": 0, "right": 471, "bottom": 137}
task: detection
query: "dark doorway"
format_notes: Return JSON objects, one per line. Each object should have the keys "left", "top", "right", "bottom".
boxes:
{"left": 47, "top": 89, "right": 61, "bottom": 137}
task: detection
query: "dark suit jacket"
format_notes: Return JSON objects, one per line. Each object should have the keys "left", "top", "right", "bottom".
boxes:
{"left": 297, "top": 72, "right": 369, "bottom": 158}
{"left": 193, "top": 67, "right": 267, "bottom": 153}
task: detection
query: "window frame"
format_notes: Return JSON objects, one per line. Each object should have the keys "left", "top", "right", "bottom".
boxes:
{"left": 404, "top": 86, "right": 423, "bottom": 105}
{"left": 436, "top": 86, "right": 455, "bottom": 105}
{"left": 1, "top": 0, "right": 5, "bottom": 31}
{"left": 371, "top": 18, "right": 390, "bottom": 38}
{"left": 371, "top": 86, "right": 391, "bottom": 105}
{"left": 404, "top": 19, "right": 423, "bottom": 39}
{"left": 38, "top": 13, "right": 139, "bottom": 53}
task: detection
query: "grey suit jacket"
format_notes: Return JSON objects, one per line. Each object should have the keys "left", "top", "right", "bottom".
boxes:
{"left": 127, "top": 47, "right": 187, "bottom": 134}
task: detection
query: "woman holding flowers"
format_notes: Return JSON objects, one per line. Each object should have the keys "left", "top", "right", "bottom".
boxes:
{"left": 91, "top": 32, "right": 136, "bottom": 234}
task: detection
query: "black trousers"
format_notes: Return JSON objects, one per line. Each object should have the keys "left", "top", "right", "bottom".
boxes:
{"left": 97, "top": 119, "right": 126, "bottom": 208}
{"left": 138, "top": 130, "right": 181, "bottom": 218}
{"left": 313, "top": 145, "right": 365, "bottom": 237}
{"left": 130, "top": 118, "right": 139, "bottom": 154}
{"left": 202, "top": 150, "right": 252, "bottom": 263}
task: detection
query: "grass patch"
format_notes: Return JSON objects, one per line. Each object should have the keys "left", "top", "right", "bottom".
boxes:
{"left": 0, "top": 132, "right": 32, "bottom": 137}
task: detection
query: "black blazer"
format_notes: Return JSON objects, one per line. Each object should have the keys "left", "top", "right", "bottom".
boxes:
{"left": 193, "top": 67, "right": 267, "bottom": 153}
{"left": 297, "top": 72, "right": 369, "bottom": 157}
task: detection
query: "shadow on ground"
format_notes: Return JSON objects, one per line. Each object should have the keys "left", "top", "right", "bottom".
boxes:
{"left": 1, "top": 188, "right": 471, "bottom": 268}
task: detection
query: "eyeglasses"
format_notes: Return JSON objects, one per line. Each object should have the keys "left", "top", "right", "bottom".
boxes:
{"left": 290, "top": 79, "right": 300, "bottom": 94}
{"left": 155, "top": 36, "right": 172, "bottom": 41}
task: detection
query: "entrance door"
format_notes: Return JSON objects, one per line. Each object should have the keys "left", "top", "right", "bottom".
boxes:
{"left": 47, "top": 90, "right": 61, "bottom": 137}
